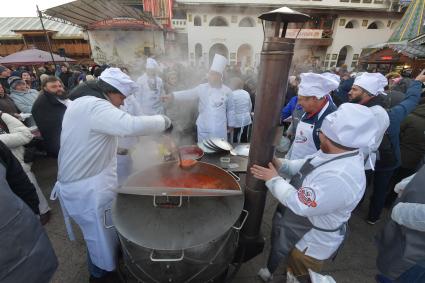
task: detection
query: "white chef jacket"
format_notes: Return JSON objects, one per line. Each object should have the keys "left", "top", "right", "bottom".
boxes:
{"left": 58, "top": 96, "right": 165, "bottom": 183}
{"left": 227, "top": 89, "right": 252, "bottom": 128}
{"left": 173, "top": 83, "right": 232, "bottom": 142}
{"left": 135, "top": 74, "right": 165, "bottom": 115}
{"left": 266, "top": 150, "right": 366, "bottom": 260}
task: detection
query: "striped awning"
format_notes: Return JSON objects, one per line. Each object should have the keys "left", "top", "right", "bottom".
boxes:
{"left": 389, "top": 0, "right": 425, "bottom": 42}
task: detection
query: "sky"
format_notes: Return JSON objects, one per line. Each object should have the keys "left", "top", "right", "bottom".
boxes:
{"left": 0, "top": 0, "right": 75, "bottom": 17}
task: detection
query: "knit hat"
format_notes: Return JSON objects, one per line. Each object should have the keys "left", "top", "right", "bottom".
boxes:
{"left": 7, "top": 76, "right": 25, "bottom": 89}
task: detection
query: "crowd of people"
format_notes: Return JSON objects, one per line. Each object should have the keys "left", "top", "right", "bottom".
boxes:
{"left": 0, "top": 54, "right": 424, "bottom": 283}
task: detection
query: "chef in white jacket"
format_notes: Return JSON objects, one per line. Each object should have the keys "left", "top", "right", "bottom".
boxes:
{"left": 228, "top": 77, "right": 252, "bottom": 144}
{"left": 287, "top": 73, "right": 339, "bottom": 161}
{"left": 251, "top": 103, "right": 380, "bottom": 281}
{"left": 135, "top": 57, "right": 165, "bottom": 115}
{"left": 171, "top": 54, "right": 232, "bottom": 142}
{"left": 51, "top": 68, "right": 171, "bottom": 281}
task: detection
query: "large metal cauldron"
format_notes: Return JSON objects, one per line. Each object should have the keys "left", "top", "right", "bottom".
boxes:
{"left": 112, "top": 162, "right": 246, "bottom": 283}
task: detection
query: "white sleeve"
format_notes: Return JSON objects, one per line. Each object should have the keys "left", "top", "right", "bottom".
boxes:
{"left": 268, "top": 172, "right": 352, "bottom": 217}
{"left": 227, "top": 94, "right": 236, "bottom": 127}
{"left": 278, "top": 158, "right": 306, "bottom": 177}
{"left": 90, "top": 100, "right": 165, "bottom": 137}
{"left": 391, "top": 202, "right": 425, "bottom": 232}
{"left": 173, "top": 86, "right": 199, "bottom": 101}
{"left": 0, "top": 113, "right": 33, "bottom": 148}
{"left": 394, "top": 174, "right": 416, "bottom": 194}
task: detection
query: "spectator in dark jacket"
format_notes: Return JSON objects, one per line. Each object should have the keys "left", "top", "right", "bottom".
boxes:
{"left": 0, "top": 84, "right": 19, "bottom": 115}
{"left": 334, "top": 75, "right": 354, "bottom": 106}
{"left": 0, "top": 140, "right": 58, "bottom": 283}
{"left": 32, "top": 76, "right": 68, "bottom": 158}
{"left": 0, "top": 65, "right": 11, "bottom": 94}
{"left": 59, "top": 63, "right": 72, "bottom": 90}
{"left": 386, "top": 99, "right": 425, "bottom": 207}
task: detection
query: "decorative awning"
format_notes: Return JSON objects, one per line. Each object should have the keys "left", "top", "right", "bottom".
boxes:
{"left": 389, "top": 0, "right": 425, "bottom": 42}
{"left": 361, "top": 41, "right": 425, "bottom": 59}
{"left": 42, "top": 0, "right": 161, "bottom": 29}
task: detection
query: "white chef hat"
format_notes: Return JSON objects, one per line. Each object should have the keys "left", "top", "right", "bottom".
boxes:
{"left": 99, "top": 67, "right": 138, "bottom": 97}
{"left": 210, "top": 54, "right": 228, "bottom": 74}
{"left": 321, "top": 103, "right": 379, "bottom": 149}
{"left": 353, "top": 72, "right": 388, "bottom": 96}
{"left": 298, "top": 73, "right": 340, "bottom": 98}
{"left": 146, "top": 57, "right": 159, "bottom": 70}
{"left": 321, "top": 72, "right": 341, "bottom": 85}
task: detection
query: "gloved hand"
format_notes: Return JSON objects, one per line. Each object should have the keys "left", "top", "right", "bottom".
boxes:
{"left": 161, "top": 115, "right": 173, "bottom": 132}
{"left": 19, "top": 113, "right": 32, "bottom": 120}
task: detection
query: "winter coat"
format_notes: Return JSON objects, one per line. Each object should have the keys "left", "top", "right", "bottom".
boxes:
{"left": 334, "top": 77, "right": 354, "bottom": 106}
{"left": 32, "top": 91, "right": 68, "bottom": 157}
{"left": 384, "top": 81, "right": 422, "bottom": 170}
{"left": 0, "top": 113, "right": 33, "bottom": 166}
{"left": 400, "top": 103, "right": 425, "bottom": 169}
{"left": 0, "top": 94, "right": 19, "bottom": 114}
{"left": 0, "top": 141, "right": 58, "bottom": 283}
{"left": 9, "top": 88, "right": 38, "bottom": 126}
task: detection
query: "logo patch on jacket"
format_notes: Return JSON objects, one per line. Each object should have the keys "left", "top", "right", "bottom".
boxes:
{"left": 298, "top": 187, "right": 317, "bottom": 207}
{"left": 295, "top": 130, "right": 308, "bottom": 143}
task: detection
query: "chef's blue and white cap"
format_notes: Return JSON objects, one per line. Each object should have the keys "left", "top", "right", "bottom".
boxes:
{"left": 99, "top": 67, "right": 138, "bottom": 97}
{"left": 321, "top": 103, "right": 379, "bottom": 149}
{"left": 298, "top": 73, "right": 340, "bottom": 98}
{"left": 354, "top": 72, "right": 388, "bottom": 96}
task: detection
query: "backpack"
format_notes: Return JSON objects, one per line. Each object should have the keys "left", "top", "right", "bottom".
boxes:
{"left": 375, "top": 131, "right": 397, "bottom": 169}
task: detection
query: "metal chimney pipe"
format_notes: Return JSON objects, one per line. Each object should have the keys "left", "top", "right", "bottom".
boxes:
{"left": 240, "top": 37, "right": 296, "bottom": 260}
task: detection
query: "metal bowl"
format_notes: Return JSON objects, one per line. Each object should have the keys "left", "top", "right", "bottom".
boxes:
{"left": 179, "top": 145, "right": 204, "bottom": 160}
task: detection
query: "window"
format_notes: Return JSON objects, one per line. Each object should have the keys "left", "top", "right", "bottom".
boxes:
{"left": 351, "top": 0, "right": 360, "bottom": 3}
{"left": 345, "top": 20, "right": 359, "bottom": 29}
{"left": 362, "top": 20, "right": 368, "bottom": 27}
{"left": 340, "top": 0, "right": 349, "bottom": 2}
{"left": 239, "top": 17, "right": 256, "bottom": 27}
{"left": 194, "top": 16, "right": 202, "bottom": 26}
{"left": 209, "top": 16, "right": 229, "bottom": 26}
{"left": 387, "top": 20, "right": 392, "bottom": 27}
{"left": 367, "top": 21, "right": 384, "bottom": 29}
{"left": 363, "top": 0, "right": 372, "bottom": 3}
{"left": 326, "top": 54, "right": 330, "bottom": 60}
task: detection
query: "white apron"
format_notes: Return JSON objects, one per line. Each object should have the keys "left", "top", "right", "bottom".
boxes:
{"left": 289, "top": 105, "right": 328, "bottom": 160}
{"left": 197, "top": 88, "right": 228, "bottom": 142}
{"left": 50, "top": 159, "right": 119, "bottom": 271}
{"left": 117, "top": 154, "right": 133, "bottom": 186}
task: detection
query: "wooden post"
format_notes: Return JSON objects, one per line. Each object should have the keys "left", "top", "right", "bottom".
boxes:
{"left": 36, "top": 5, "right": 56, "bottom": 65}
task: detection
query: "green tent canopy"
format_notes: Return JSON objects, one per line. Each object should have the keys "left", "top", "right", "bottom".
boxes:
{"left": 389, "top": 0, "right": 425, "bottom": 42}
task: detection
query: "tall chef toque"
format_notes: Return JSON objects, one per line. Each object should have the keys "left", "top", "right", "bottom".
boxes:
{"left": 146, "top": 57, "right": 159, "bottom": 70}
{"left": 298, "top": 73, "right": 340, "bottom": 98}
{"left": 210, "top": 54, "right": 228, "bottom": 75}
{"left": 99, "top": 67, "right": 138, "bottom": 97}
{"left": 353, "top": 72, "right": 388, "bottom": 96}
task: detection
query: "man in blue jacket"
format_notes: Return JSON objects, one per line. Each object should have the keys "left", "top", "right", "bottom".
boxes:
{"left": 349, "top": 70, "right": 425, "bottom": 224}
